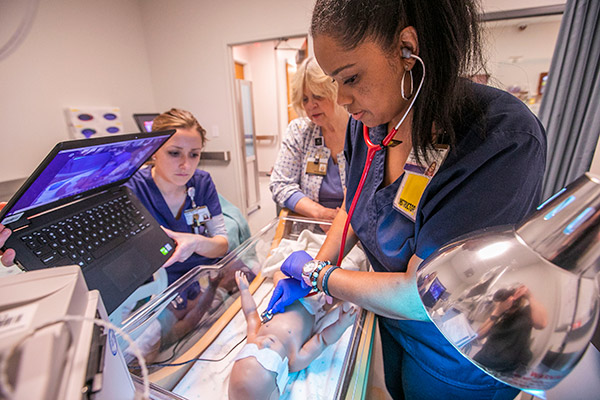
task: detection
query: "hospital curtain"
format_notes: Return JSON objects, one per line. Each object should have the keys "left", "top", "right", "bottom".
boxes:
{"left": 538, "top": 0, "right": 600, "bottom": 200}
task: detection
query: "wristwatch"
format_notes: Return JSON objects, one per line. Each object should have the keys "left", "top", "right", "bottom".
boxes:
{"left": 302, "top": 260, "right": 331, "bottom": 292}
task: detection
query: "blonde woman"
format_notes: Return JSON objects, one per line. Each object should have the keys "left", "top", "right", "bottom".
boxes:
{"left": 270, "top": 57, "right": 349, "bottom": 221}
{"left": 126, "top": 108, "right": 228, "bottom": 285}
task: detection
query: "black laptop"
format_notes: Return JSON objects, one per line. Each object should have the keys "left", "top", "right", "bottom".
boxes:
{"left": 0, "top": 131, "right": 176, "bottom": 313}
{"left": 133, "top": 113, "right": 160, "bottom": 133}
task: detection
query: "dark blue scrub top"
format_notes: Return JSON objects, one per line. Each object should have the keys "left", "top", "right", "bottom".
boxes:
{"left": 344, "top": 83, "right": 546, "bottom": 389}
{"left": 126, "top": 168, "right": 222, "bottom": 285}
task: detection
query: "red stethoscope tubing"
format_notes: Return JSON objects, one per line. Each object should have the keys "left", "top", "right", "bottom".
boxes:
{"left": 336, "top": 124, "right": 398, "bottom": 266}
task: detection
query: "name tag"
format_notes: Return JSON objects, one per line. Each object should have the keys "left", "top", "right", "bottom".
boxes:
{"left": 184, "top": 205, "right": 211, "bottom": 226}
{"left": 393, "top": 144, "right": 449, "bottom": 221}
{"left": 305, "top": 149, "right": 329, "bottom": 176}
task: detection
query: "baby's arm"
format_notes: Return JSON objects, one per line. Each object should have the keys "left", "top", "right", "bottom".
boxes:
{"left": 288, "top": 302, "right": 357, "bottom": 371}
{"left": 235, "top": 271, "right": 261, "bottom": 340}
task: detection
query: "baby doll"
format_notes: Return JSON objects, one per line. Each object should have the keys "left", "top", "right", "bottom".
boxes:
{"left": 228, "top": 271, "right": 356, "bottom": 400}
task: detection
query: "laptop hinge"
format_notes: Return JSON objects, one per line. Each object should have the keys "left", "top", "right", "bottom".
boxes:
{"left": 9, "top": 216, "right": 31, "bottom": 231}
{"left": 10, "top": 188, "right": 114, "bottom": 232}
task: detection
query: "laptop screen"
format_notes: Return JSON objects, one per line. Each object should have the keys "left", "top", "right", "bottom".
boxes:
{"left": 5, "top": 136, "right": 168, "bottom": 219}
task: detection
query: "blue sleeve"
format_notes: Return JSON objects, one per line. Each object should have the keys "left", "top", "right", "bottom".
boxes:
{"left": 284, "top": 192, "right": 306, "bottom": 211}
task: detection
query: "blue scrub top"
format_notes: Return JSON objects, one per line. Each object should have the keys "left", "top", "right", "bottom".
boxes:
{"left": 126, "top": 167, "right": 223, "bottom": 285}
{"left": 344, "top": 83, "right": 546, "bottom": 390}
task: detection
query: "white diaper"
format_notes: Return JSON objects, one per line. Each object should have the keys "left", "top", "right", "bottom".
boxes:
{"left": 234, "top": 343, "right": 289, "bottom": 395}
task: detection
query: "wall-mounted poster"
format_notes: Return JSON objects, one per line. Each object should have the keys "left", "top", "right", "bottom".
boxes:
{"left": 65, "top": 107, "right": 123, "bottom": 139}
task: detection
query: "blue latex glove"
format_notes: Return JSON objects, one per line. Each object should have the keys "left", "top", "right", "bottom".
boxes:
{"left": 281, "top": 250, "right": 313, "bottom": 287}
{"left": 266, "top": 278, "right": 311, "bottom": 315}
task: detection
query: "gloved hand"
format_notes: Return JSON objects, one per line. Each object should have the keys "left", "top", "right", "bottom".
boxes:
{"left": 266, "top": 278, "right": 311, "bottom": 315}
{"left": 280, "top": 250, "right": 313, "bottom": 287}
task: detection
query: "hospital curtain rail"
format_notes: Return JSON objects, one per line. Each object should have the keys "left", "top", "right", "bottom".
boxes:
{"left": 538, "top": 0, "right": 600, "bottom": 200}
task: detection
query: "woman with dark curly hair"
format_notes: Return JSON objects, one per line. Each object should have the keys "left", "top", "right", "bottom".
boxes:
{"left": 268, "top": 1, "right": 546, "bottom": 398}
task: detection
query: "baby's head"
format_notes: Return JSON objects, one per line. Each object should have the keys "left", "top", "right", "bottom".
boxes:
{"left": 229, "top": 340, "right": 288, "bottom": 400}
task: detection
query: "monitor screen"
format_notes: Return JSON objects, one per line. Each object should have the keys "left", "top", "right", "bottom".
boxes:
{"left": 422, "top": 277, "right": 447, "bottom": 308}
{"left": 133, "top": 113, "right": 160, "bottom": 133}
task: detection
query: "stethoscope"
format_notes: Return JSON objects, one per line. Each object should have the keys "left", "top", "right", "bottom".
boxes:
{"left": 336, "top": 50, "right": 425, "bottom": 266}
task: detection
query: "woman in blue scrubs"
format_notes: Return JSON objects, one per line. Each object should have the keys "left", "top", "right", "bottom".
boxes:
{"left": 269, "top": 1, "right": 547, "bottom": 399}
{"left": 126, "top": 109, "right": 228, "bottom": 285}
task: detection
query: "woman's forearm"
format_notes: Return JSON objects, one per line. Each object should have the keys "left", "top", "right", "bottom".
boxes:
{"left": 195, "top": 235, "right": 228, "bottom": 258}
{"left": 293, "top": 197, "right": 338, "bottom": 220}
{"left": 318, "top": 254, "right": 429, "bottom": 321}
{"left": 528, "top": 295, "right": 548, "bottom": 329}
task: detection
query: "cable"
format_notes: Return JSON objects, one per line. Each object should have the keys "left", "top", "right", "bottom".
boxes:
{"left": 0, "top": 315, "right": 150, "bottom": 400}
{"left": 135, "top": 335, "right": 247, "bottom": 368}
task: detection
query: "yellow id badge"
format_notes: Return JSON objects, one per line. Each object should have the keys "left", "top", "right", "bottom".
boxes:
{"left": 305, "top": 156, "right": 328, "bottom": 176}
{"left": 393, "top": 144, "right": 449, "bottom": 221}
{"left": 393, "top": 173, "right": 429, "bottom": 221}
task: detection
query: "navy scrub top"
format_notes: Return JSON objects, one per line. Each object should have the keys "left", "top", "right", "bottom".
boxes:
{"left": 344, "top": 83, "right": 546, "bottom": 389}
{"left": 126, "top": 167, "right": 223, "bottom": 285}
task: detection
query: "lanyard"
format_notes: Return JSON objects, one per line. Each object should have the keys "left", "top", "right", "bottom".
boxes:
{"left": 336, "top": 54, "right": 425, "bottom": 266}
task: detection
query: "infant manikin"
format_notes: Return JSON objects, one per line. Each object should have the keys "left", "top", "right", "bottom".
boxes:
{"left": 228, "top": 271, "right": 356, "bottom": 400}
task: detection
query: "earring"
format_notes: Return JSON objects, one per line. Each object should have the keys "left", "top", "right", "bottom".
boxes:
{"left": 401, "top": 68, "right": 414, "bottom": 100}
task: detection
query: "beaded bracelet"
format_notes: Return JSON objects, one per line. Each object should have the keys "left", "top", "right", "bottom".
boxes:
{"left": 309, "top": 260, "right": 330, "bottom": 292}
{"left": 321, "top": 266, "right": 340, "bottom": 297}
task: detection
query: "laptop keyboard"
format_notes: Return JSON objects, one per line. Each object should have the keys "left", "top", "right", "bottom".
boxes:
{"left": 18, "top": 194, "right": 152, "bottom": 269}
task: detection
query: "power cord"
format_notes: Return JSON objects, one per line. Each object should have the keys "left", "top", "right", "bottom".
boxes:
{"left": 133, "top": 335, "right": 247, "bottom": 368}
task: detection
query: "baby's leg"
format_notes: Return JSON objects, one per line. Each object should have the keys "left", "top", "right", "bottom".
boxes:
{"left": 291, "top": 302, "right": 357, "bottom": 371}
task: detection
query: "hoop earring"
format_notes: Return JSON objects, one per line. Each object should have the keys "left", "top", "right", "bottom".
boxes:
{"left": 401, "top": 68, "right": 414, "bottom": 100}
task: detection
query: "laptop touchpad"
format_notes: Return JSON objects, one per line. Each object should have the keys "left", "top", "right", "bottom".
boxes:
{"left": 104, "top": 249, "right": 146, "bottom": 291}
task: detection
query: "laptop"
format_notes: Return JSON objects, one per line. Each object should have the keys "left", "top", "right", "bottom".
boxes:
{"left": 0, "top": 131, "right": 176, "bottom": 313}
{"left": 133, "top": 113, "right": 160, "bottom": 133}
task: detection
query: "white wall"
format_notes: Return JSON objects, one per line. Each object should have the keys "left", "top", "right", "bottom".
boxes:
{"left": 233, "top": 39, "right": 301, "bottom": 174}
{"left": 483, "top": 19, "right": 561, "bottom": 97}
{"left": 0, "top": 0, "right": 157, "bottom": 182}
{"left": 276, "top": 48, "right": 303, "bottom": 166}
{"left": 137, "top": 0, "right": 315, "bottom": 211}
{"left": 233, "top": 40, "right": 282, "bottom": 174}
{"left": 481, "top": 0, "right": 566, "bottom": 13}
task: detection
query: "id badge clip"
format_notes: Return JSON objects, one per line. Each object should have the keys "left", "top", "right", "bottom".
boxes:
{"left": 184, "top": 187, "right": 211, "bottom": 233}
{"left": 393, "top": 144, "right": 449, "bottom": 221}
